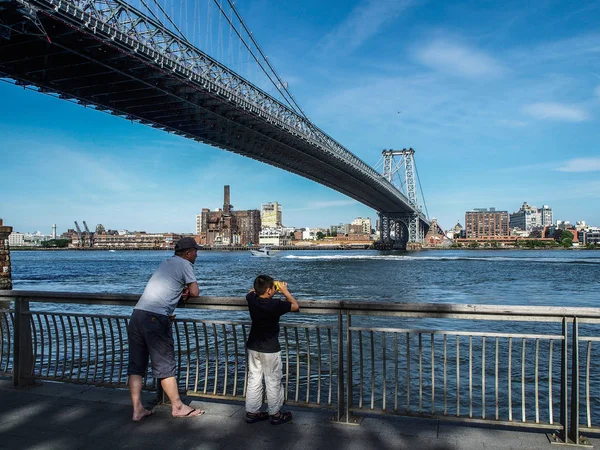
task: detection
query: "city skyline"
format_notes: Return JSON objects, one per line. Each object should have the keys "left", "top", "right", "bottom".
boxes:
{"left": 2, "top": 0, "right": 600, "bottom": 233}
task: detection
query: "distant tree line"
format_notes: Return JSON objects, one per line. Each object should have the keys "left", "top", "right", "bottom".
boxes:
{"left": 40, "top": 239, "right": 71, "bottom": 248}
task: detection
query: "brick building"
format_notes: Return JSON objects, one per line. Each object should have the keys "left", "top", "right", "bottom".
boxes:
{"left": 197, "top": 186, "right": 260, "bottom": 246}
{"left": 465, "top": 208, "right": 509, "bottom": 239}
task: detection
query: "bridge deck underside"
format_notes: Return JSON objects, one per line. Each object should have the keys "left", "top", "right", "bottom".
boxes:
{"left": 0, "top": 3, "right": 415, "bottom": 214}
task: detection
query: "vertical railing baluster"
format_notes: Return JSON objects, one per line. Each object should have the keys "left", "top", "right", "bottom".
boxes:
{"left": 212, "top": 323, "right": 219, "bottom": 395}
{"left": 418, "top": 332, "right": 423, "bottom": 413}
{"left": 174, "top": 321, "right": 183, "bottom": 389}
{"left": 283, "top": 327, "right": 289, "bottom": 401}
{"left": 560, "top": 317, "right": 568, "bottom": 442}
{"left": 370, "top": 330, "right": 375, "bottom": 410}
{"left": 184, "top": 322, "right": 192, "bottom": 392}
{"left": 305, "top": 328, "right": 311, "bottom": 404}
{"left": 495, "top": 337, "right": 499, "bottom": 420}
{"left": 117, "top": 318, "right": 125, "bottom": 385}
{"left": 294, "top": 327, "right": 300, "bottom": 403}
{"left": 569, "top": 317, "right": 579, "bottom": 444}
{"left": 586, "top": 341, "right": 591, "bottom": 428}
{"left": 327, "top": 327, "right": 333, "bottom": 406}
{"left": 443, "top": 334, "right": 447, "bottom": 416}
{"left": 522, "top": 338, "right": 526, "bottom": 422}
{"left": 358, "top": 330, "right": 363, "bottom": 409}
{"left": 221, "top": 324, "right": 228, "bottom": 396}
{"left": 107, "top": 318, "right": 116, "bottom": 385}
{"left": 231, "top": 323, "right": 239, "bottom": 396}
{"left": 49, "top": 315, "right": 59, "bottom": 379}
{"left": 29, "top": 314, "right": 37, "bottom": 378}
{"left": 508, "top": 337, "right": 513, "bottom": 422}
{"left": 59, "top": 316, "right": 68, "bottom": 379}
{"left": 316, "top": 327, "right": 322, "bottom": 405}
{"left": 535, "top": 338, "right": 539, "bottom": 424}
{"left": 75, "top": 317, "right": 83, "bottom": 383}
{"left": 382, "top": 332, "right": 386, "bottom": 411}
{"left": 83, "top": 316, "right": 92, "bottom": 384}
{"left": 341, "top": 311, "right": 347, "bottom": 422}
{"left": 406, "top": 332, "right": 411, "bottom": 413}
{"left": 469, "top": 335, "right": 472, "bottom": 418}
{"left": 482, "top": 336, "right": 486, "bottom": 420}
{"left": 99, "top": 318, "right": 108, "bottom": 384}
{"left": 193, "top": 323, "right": 200, "bottom": 394}
{"left": 38, "top": 314, "right": 47, "bottom": 379}
{"left": 431, "top": 333, "right": 435, "bottom": 415}
{"left": 394, "top": 332, "right": 399, "bottom": 413}
{"left": 202, "top": 322, "right": 209, "bottom": 394}
{"left": 549, "top": 339, "right": 554, "bottom": 424}
{"left": 242, "top": 324, "right": 248, "bottom": 398}
{"left": 456, "top": 335, "right": 460, "bottom": 417}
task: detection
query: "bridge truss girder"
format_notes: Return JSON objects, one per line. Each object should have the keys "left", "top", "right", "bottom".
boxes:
{"left": 0, "top": 0, "right": 428, "bottom": 221}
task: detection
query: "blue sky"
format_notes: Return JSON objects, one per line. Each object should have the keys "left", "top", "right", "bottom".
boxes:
{"left": 2, "top": 0, "right": 600, "bottom": 234}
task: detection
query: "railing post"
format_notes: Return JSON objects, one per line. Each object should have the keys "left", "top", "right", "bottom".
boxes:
{"left": 345, "top": 312, "right": 351, "bottom": 423}
{"left": 334, "top": 308, "right": 344, "bottom": 421}
{"left": 13, "top": 298, "right": 34, "bottom": 387}
{"left": 568, "top": 317, "right": 590, "bottom": 446}
{"left": 551, "top": 316, "right": 570, "bottom": 444}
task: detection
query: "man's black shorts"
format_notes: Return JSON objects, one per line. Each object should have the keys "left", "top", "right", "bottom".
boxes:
{"left": 127, "top": 309, "right": 176, "bottom": 379}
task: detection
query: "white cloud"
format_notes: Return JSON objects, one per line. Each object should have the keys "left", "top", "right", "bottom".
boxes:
{"left": 556, "top": 158, "right": 600, "bottom": 172}
{"left": 319, "top": 0, "right": 414, "bottom": 54}
{"left": 413, "top": 39, "right": 505, "bottom": 79}
{"left": 521, "top": 102, "right": 589, "bottom": 122}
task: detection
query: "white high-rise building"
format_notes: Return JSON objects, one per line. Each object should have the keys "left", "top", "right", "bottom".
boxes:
{"left": 509, "top": 202, "right": 542, "bottom": 232}
{"left": 540, "top": 205, "right": 553, "bottom": 227}
{"left": 8, "top": 232, "right": 25, "bottom": 246}
{"left": 261, "top": 202, "right": 282, "bottom": 228}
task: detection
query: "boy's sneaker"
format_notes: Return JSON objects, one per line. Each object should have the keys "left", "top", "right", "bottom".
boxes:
{"left": 270, "top": 411, "right": 292, "bottom": 425}
{"left": 245, "top": 411, "right": 270, "bottom": 424}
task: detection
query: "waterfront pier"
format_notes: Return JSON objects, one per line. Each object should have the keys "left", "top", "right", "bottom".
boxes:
{"left": 1, "top": 290, "right": 599, "bottom": 448}
{"left": 0, "top": 377, "right": 578, "bottom": 450}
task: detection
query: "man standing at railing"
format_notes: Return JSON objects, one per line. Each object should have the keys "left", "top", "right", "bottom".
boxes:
{"left": 245, "top": 275, "right": 299, "bottom": 425}
{"left": 127, "top": 237, "right": 205, "bottom": 421}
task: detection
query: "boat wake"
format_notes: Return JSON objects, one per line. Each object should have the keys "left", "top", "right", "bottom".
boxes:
{"left": 282, "top": 254, "right": 600, "bottom": 264}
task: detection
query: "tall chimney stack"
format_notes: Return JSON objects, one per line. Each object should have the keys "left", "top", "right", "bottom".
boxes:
{"left": 223, "top": 185, "right": 232, "bottom": 214}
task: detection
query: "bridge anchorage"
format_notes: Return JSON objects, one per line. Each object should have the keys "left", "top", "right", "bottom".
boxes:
{"left": 377, "top": 148, "right": 429, "bottom": 250}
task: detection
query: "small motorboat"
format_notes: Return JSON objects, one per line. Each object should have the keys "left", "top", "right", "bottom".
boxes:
{"left": 250, "top": 246, "right": 275, "bottom": 257}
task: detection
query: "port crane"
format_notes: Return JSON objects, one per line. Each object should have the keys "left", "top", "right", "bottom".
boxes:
{"left": 82, "top": 221, "right": 93, "bottom": 247}
{"left": 74, "top": 221, "right": 83, "bottom": 248}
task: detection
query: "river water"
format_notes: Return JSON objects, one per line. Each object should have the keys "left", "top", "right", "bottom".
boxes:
{"left": 10, "top": 249, "right": 600, "bottom": 308}
{"left": 8, "top": 249, "right": 600, "bottom": 422}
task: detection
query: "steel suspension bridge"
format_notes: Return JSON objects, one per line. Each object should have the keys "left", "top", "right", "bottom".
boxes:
{"left": 0, "top": 0, "right": 434, "bottom": 247}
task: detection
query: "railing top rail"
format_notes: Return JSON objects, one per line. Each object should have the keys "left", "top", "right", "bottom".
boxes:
{"left": 2, "top": 290, "right": 600, "bottom": 320}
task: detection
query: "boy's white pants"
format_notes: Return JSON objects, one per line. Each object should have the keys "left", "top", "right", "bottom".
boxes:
{"left": 245, "top": 349, "right": 284, "bottom": 416}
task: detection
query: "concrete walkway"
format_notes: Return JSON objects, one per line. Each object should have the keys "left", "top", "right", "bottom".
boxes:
{"left": 0, "top": 379, "right": 595, "bottom": 450}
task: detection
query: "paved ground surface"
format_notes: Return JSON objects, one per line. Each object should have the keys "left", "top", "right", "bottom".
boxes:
{"left": 0, "top": 379, "right": 596, "bottom": 449}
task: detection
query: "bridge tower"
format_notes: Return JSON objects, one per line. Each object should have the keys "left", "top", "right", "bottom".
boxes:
{"left": 379, "top": 148, "right": 426, "bottom": 249}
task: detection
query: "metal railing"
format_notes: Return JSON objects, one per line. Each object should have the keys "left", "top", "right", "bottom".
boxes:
{"left": 0, "top": 290, "right": 598, "bottom": 445}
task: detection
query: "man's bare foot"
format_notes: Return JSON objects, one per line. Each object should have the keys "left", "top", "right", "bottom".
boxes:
{"left": 172, "top": 405, "right": 205, "bottom": 418}
{"left": 133, "top": 409, "right": 155, "bottom": 422}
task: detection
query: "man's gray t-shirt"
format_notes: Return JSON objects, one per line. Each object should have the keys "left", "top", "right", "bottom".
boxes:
{"left": 134, "top": 256, "right": 196, "bottom": 317}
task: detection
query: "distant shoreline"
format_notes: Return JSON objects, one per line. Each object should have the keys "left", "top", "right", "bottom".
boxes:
{"left": 9, "top": 245, "right": 597, "bottom": 251}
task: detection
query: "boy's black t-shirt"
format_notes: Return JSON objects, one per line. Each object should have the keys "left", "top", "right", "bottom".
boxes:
{"left": 246, "top": 291, "right": 292, "bottom": 353}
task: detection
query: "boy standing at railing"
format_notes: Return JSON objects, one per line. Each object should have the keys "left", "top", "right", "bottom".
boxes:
{"left": 245, "top": 274, "right": 299, "bottom": 425}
